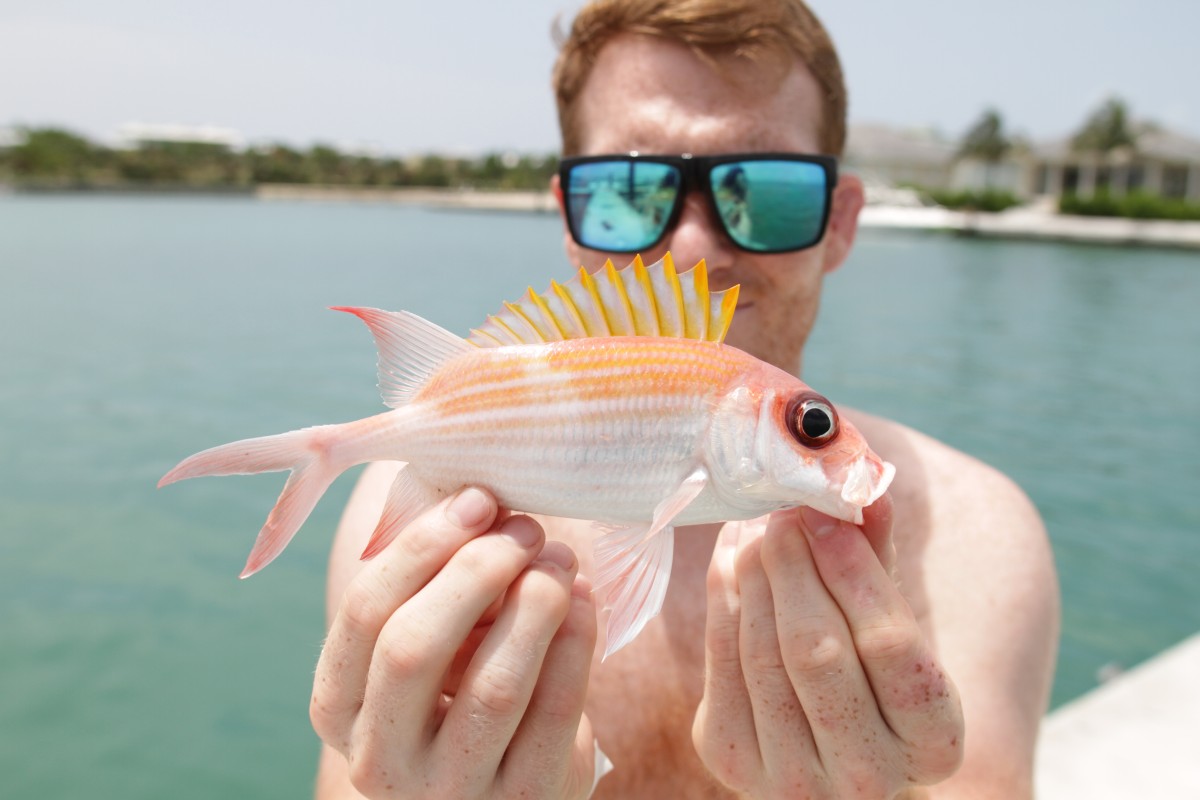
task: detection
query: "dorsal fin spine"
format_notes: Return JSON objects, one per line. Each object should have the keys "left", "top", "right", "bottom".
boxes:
{"left": 503, "top": 300, "right": 548, "bottom": 341}
{"left": 689, "top": 257, "right": 711, "bottom": 340}
{"left": 605, "top": 259, "right": 636, "bottom": 335}
{"left": 661, "top": 254, "right": 686, "bottom": 338}
{"left": 550, "top": 279, "right": 590, "bottom": 338}
{"left": 715, "top": 284, "right": 740, "bottom": 342}
{"left": 489, "top": 313, "right": 523, "bottom": 343}
{"left": 578, "top": 268, "right": 612, "bottom": 336}
{"left": 631, "top": 255, "right": 660, "bottom": 336}
{"left": 527, "top": 288, "right": 568, "bottom": 339}
{"left": 466, "top": 254, "right": 740, "bottom": 347}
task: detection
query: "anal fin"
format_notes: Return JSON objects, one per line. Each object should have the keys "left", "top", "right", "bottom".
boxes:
{"left": 361, "top": 467, "right": 444, "bottom": 560}
{"left": 593, "top": 469, "right": 708, "bottom": 658}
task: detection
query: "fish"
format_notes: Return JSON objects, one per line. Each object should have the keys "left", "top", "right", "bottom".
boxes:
{"left": 159, "top": 254, "right": 895, "bottom": 657}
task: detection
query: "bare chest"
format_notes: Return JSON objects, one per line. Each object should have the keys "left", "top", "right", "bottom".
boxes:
{"left": 557, "top": 521, "right": 736, "bottom": 798}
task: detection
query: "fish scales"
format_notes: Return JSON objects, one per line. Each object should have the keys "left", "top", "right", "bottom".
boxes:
{"left": 159, "top": 255, "right": 894, "bottom": 657}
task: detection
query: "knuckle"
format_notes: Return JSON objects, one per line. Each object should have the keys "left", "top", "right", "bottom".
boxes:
{"left": 706, "top": 615, "right": 743, "bottom": 671}
{"left": 782, "top": 630, "right": 847, "bottom": 678}
{"left": 904, "top": 725, "right": 965, "bottom": 781}
{"left": 347, "top": 753, "right": 398, "bottom": 800}
{"left": 517, "top": 567, "right": 573, "bottom": 621}
{"left": 340, "top": 580, "right": 391, "bottom": 637}
{"left": 742, "top": 635, "right": 786, "bottom": 675}
{"left": 829, "top": 763, "right": 890, "bottom": 799}
{"left": 855, "top": 622, "right": 920, "bottom": 666}
{"left": 694, "top": 733, "right": 754, "bottom": 792}
{"left": 471, "top": 661, "right": 526, "bottom": 717}
{"left": 454, "top": 536, "right": 528, "bottom": 590}
{"left": 309, "top": 691, "right": 341, "bottom": 743}
{"left": 376, "top": 625, "right": 432, "bottom": 680}
{"left": 915, "top": 744, "right": 965, "bottom": 782}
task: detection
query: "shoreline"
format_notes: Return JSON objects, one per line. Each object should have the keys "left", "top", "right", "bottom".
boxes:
{"left": 255, "top": 183, "right": 559, "bottom": 213}
{"left": 6, "top": 182, "right": 1199, "bottom": 248}
{"left": 257, "top": 184, "right": 1200, "bottom": 249}
{"left": 858, "top": 203, "right": 1200, "bottom": 250}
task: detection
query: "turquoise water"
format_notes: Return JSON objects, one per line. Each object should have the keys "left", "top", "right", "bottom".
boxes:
{"left": 2, "top": 195, "right": 1197, "bottom": 797}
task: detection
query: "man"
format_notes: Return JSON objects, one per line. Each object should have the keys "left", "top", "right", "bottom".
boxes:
{"left": 311, "top": 1, "right": 1059, "bottom": 797}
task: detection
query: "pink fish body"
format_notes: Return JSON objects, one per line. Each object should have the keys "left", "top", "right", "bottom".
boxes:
{"left": 160, "top": 255, "right": 894, "bottom": 656}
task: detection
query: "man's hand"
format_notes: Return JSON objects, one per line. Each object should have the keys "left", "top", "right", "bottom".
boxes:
{"left": 311, "top": 487, "right": 600, "bottom": 799}
{"left": 692, "top": 496, "right": 965, "bottom": 799}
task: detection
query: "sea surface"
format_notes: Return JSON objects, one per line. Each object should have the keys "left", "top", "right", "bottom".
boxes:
{"left": 2, "top": 194, "right": 1197, "bottom": 798}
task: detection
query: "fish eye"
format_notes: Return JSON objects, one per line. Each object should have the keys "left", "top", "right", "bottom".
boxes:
{"left": 785, "top": 392, "right": 839, "bottom": 448}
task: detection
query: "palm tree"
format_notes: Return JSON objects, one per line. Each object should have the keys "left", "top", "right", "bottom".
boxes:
{"left": 959, "top": 108, "right": 1011, "bottom": 162}
{"left": 958, "top": 108, "right": 1012, "bottom": 191}
{"left": 1071, "top": 97, "right": 1136, "bottom": 153}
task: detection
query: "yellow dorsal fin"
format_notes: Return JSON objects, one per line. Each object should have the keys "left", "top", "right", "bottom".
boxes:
{"left": 469, "top": 253, "right": 739, "bottom": 347}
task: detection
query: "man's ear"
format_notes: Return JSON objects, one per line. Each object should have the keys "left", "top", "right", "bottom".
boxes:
{"left": 550, "top": 173, "right": 565, "bottom": 214}
{"left": 550, "top": 173, "right": 584, "bottom": 265}
{"left": 821, "top": 173, "right": 864, "bottom": 274}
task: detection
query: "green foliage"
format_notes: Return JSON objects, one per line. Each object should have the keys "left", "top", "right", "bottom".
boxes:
{"left": 1072, "top": 97, "right": 1136, "bottom": 153}
{"left": 928, "top": 188, "right": 1021, "bottom": 212}
{"left": 5, "top": 127, "right": 101, "bottom": 185}
{"left": 959, "top": 108, "right": 1010, "bottom": 161}
{"left": 0, "top": 127, "right": 556, "bottom": 191}
{"left": 1060, "top": 191, "right": 1200, "bottom": 221}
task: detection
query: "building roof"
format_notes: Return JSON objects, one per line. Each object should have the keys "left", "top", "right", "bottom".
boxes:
{"left": 1028, "top": 125, "right": 1200, "bottom": 163}
{"left": 115, "top": 122, "right": 245, "bottom": 149}
{"left": 845, "top": 124, "right": 957, "bottom": 167}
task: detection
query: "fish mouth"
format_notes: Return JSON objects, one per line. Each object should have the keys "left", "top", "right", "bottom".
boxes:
{"left": 808, "top": 453, "right": 895, "bottom": 524}
{"left": 840, "top": 455, "right": 895, "bottom": 508}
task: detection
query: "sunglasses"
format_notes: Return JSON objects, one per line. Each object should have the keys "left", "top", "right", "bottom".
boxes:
{"left": 559, "top": 152, "right": 837, "bottom": 254}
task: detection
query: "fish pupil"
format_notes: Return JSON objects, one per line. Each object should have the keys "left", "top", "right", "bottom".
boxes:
{"left": 802, "top": 406, "right": 833, "bottom": 438}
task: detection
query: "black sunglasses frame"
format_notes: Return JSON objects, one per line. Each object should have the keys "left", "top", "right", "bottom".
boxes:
{"left": 558, "top": 152, "right": 839, "bottom": 255}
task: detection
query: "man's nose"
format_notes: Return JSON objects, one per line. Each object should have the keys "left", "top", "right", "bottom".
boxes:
{"left": 660, "top": 193, "right": 735, "bottom": 268}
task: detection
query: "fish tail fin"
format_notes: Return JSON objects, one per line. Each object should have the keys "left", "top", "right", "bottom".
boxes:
{"left": 158, "top": 424, "right": 352, "bottom": 577}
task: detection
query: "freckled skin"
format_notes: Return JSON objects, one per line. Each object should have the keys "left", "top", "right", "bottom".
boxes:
{"left": 313, "top": 25, "right": 1057, "bottom": 800}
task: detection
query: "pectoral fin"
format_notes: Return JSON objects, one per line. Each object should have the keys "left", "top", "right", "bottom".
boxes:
{"left": 593, "top": 468, "right": 708, "bottom": 659}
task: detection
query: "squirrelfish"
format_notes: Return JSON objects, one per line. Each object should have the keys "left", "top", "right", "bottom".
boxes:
{"left": 160, "top": 254, "right": 894, "bottom": 656}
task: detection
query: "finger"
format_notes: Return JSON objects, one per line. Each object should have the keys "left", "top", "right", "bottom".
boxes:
{"left": 760, "top": 510, "right": 894, "bottom": 778}
{"left": 733, "top": 515, "right": 818, "bottom": 772}
{"left": 312, "top": 486, "right": 499, "bottom": 748}
{"left": 692, "top": 521, "right": 762, "bottom": 790}
{"left": 355, "top": 514, "right": 547, "bottom": 766}
{"left": 501, "top": 569, "right": 600, "bottom": 799}
{"left": 859, "top": 493, "right": 896, "bottom": 574}
{"left": 435, "top": 539, "right": 578, "bottom": 793}
{"left": 798, "top": 507, "right": 962, "bottom": 768}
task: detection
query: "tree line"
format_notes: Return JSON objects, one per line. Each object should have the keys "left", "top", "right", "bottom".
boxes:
{"left": 0, "top": 129, "right": 558, "bottom": 191}
{"left": 956, "top": 96, "right": 1144, "bottom": 163}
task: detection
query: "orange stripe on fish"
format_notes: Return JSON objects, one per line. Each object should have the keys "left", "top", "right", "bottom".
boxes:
{"left": 159, "top": 254, "right": 895, "bottom": 659}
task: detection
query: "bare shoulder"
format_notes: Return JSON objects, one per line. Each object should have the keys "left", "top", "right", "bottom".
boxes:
{"left": 845, "top": 407, "right": 1045, "bottom": 547}
{"left": 846, "top": 409, "right": 1059, "bottom": 792}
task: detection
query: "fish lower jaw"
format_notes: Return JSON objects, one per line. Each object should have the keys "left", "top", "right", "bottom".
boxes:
{"left": 838, "top": 457, "right": 896, "bottom": 508}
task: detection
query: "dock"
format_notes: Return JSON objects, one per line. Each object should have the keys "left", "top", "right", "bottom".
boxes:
{"left": 858, "top": 203, "right": 1200, "bottom": 249}
{"left": 1035, "top": 632, "right": 1200, "bottom": 798}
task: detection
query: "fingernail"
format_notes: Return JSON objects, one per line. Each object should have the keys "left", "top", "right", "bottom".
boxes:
{"left": 799, "top": 506, "right": 841, "bottom": 539}
{"left": 499, "top": 515, "right": 542, "bottom": 548}
{"left": 446, "top": 487, "right": 491, "bottom": 528}
{"left": 538, "top": 541, "right": 577, "bottom": 571}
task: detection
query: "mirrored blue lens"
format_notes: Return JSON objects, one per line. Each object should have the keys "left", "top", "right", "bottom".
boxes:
{"left": 565, "top": 161, "right": 680, "bottom": 252}
{"left": 710, "top": 160, "right": 829, "bottom": 252}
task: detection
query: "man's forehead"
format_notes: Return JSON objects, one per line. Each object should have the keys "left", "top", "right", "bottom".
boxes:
{"left": 574, "top": 34, "right": 824, "bottom": 155}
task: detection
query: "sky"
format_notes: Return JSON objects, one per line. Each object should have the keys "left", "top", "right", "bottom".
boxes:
{"left": 1, "top": 0, "right": 1196, "bottom": 154}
